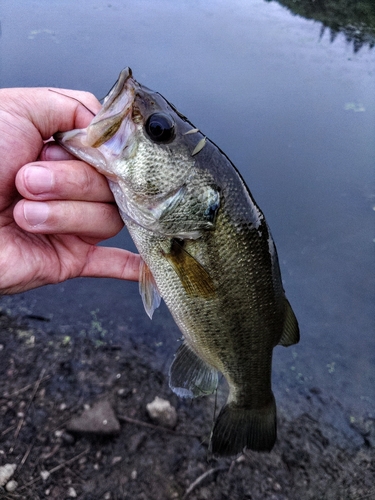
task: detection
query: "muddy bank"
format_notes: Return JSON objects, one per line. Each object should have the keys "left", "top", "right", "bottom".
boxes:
{"left": 0, "top": 311, "right": 374, "bottom": 500}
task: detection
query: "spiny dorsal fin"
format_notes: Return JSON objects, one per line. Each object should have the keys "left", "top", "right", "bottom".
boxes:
{"left": 278, "top": 298, "right": 300, "bottom": 347}
{"left": 169, "top": 343, "right": 218, "bottom": 398}
{"left": 162, "top": 239, "right": 216, "bottom": 299}
{"left": 139, "top": 258, "right": 161, "bottom": 319}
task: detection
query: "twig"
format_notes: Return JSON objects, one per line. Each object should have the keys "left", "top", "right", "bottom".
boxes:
{"left": 14, "top": 368, "right": 46, "bottom": 441}
{"left": 1, "top": 425, "right": 15, "bottom": 437}
{"left": 118, "top": 414, "right": 201, "bottom": 438}
{"left": 18, "top": 441, "right": 34, "bottom": 471}
{"left": 183, "top": 466, "right": 227, "bottom": 498}
{"left": 48, "top": 448, "right": 88, "bottom": 475}
{"left": 228, "top": 453, "right": 246, "bottom": 475}
{"left": 18, "top": 448, "right": 89, "bottom": 491}
{"left": 6, "top": 375, "right": 50, "bottom": 398}
{"left": 354, "top": 490, "right": 375, "bottom": 500}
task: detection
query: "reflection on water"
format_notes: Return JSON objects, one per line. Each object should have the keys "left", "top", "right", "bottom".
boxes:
{"left": 267, "top": 0, "right": 375, "bottom": 51}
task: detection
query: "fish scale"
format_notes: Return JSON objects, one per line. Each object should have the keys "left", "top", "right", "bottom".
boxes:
{"left": 56, "top": 67, "right": 299, "bottom": 456}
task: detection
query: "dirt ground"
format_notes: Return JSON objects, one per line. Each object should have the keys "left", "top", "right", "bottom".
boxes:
{"left": 0, "top": 310, "right": 374, "bottom": 500}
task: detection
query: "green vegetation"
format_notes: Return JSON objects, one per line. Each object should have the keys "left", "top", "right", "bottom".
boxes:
{"left": 266, "top": 0, "right": 375, "bottom": 51}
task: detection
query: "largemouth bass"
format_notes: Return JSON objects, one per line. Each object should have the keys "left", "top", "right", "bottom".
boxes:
{"left": 56, "top": 68, "right": 299, "bottom": 456}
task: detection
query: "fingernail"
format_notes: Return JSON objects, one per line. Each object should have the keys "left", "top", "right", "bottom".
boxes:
{"left": 25, "top": 166, "right": 53, "bottom": 194}
{"left": 43, "top": 143, "right": 73, "bottom": 161}
{"left": 23, "top": 201, "right": 50, "bottom": 226}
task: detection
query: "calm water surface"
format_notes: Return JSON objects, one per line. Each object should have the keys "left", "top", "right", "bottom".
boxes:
{"left": 1, "top": 0, "right": 374, "bottom": 436}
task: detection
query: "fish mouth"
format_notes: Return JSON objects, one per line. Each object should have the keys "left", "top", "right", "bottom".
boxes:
{"left": 54, "top": 68, "right": 139, "bottom": 178}
{"left": 102, "top": 67, "right": 134, "bottom": 110}
{"left": 85, "top": 67, "right": 137, "bottom": 149}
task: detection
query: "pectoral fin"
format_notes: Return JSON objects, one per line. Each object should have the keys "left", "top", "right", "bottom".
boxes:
{"left": 169, "top": 343, "right": 219, "bottom": 398}
{"left": 139, "top": 259, "right": 161, "bottom": 319}
{"left": 278, "top": 299, "right": 300, "bottom": 347}
{"left": 162, "top": 239, "right": 216, "bottom": 299}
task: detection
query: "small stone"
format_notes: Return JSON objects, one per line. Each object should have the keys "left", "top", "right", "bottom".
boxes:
{"left": 66, "top": 400, "right": 120, "bottom": 435}
{"left": 0, "top": 464, "right": 17, "bottom": 487}
{"left": 130, "top": 469, "right": 137, "bottom": 480}
{"left": 61, "top": 431, "right": 75, "bottom": 444}
{"left": 40, "top": 470, "right": 50, "bottom": 481}
{"left": 127, "top": 431, "right": 146, "bottom": 453}
{"left": 68, "top": 486, "right": 77, "bottom": 497}
{"left": 112, "top": 456, "right": 122, "bottom": 465}
{"left": 5, "top": 479, "right": 18, "bottom": 492}
{"left": 146, "top": 397, "right": 177, "bottom": 428}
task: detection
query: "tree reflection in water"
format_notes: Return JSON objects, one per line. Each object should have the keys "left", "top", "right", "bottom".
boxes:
{"left": 265, "top": 0, "right": 375, "bottom": 52}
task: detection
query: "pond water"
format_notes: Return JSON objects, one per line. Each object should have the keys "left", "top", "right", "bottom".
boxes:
{"left": 1, "top": 0, "right": 374, "bottom": 438}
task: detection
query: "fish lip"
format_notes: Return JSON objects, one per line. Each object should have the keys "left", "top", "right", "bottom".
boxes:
{"left": 102, "top": 67, "right": 134, "bottom": 109}
{"left": 84, "top": 68, "right": 137, "bottom": 151}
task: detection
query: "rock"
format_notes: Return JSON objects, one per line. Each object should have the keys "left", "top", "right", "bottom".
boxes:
{"left": 127, "top": 431, "right": 147, "bottom": 453}
{"left": 146, "top": 396, "right": 177, "bottom": 429}
{"left": 130, "top": 469, "right": 137, "bottom": 480}
{"left": 40, "top": 470, "right": 50, "bottom": 481}
{"left": 68, "top": 486, "right": 77, "bottom": 497}
{"left": 66, "top": 400, "right": 120, "bottom": 435}
{"left": 5, "top": 479, "right": 18, "bottom": 492}
{"left": 0, "top": 463, "right": 16, "bottom": 487}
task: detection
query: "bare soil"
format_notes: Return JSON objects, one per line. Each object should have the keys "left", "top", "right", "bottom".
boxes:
{"left": 0, "top": 311, "right": 374, "bottom": 500}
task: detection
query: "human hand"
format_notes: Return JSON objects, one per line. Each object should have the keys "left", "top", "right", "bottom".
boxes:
{"left": 0, "top": 87, "right": 140, "bottom": 295}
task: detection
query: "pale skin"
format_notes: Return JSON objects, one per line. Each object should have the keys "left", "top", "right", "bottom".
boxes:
{"left": 0, "top": 87, "right": 140, "bottom": 295}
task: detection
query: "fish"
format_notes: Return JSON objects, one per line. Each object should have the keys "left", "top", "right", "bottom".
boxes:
{"left": 55, "top": 68, "right": 299, "bottom": 456}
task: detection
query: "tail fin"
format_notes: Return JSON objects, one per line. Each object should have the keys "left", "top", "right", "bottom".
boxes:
{"left": 210, "top": 396, "right": 277, "bottom": 456}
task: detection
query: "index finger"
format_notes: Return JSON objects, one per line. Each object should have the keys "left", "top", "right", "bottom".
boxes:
{"left": 16, "top": 159, "right": 115, "bottom": 203}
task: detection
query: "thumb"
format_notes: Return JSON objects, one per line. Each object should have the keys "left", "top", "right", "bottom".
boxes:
{"left": 12, "top": 87, "right": 101, "bottom": 139}
{"left": 0, "top": 87, "right": 101, "bottom": 208}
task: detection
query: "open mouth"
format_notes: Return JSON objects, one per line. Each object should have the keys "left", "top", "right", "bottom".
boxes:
{"left": 85, "top": 68, "right": 137, "bottom": 149}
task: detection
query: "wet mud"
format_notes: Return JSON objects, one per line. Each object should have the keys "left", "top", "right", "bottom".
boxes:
{"left": 0, "top": 311, "right": 374, "bottom": 500}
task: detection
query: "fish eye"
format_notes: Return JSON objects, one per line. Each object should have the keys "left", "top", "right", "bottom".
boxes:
{"left": 145, "top": 113, "right": 175, "bottom": 143}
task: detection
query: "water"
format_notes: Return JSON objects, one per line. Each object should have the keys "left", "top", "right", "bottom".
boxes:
{"left": 1, "top": 0, "right": 374, "bottom": 433}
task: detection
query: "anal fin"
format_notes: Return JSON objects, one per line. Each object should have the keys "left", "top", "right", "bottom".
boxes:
{"left": 169, "top": 343, "right": 218, "bottom": 398}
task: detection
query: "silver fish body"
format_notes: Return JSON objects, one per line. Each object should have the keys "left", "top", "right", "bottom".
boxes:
{"left": 56, "top": 68, "right": 299, "bottom": 455}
